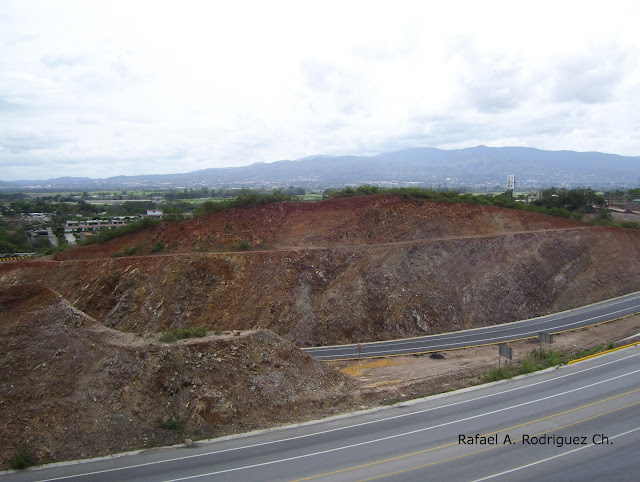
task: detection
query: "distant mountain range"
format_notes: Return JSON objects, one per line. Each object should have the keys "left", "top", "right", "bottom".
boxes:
{"left": 2, "top": 146, "right": 639, "bottom": 191}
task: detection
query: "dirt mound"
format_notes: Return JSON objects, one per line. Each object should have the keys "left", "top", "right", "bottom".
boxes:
{"left": 0, "top": 284, "right": 357, "bottom": 468}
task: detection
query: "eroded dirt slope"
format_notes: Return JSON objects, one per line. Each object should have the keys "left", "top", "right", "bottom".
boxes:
{"left": 0, "top": 284, "right": 358, "bottom": 468}
{"left": 1, "top": 195, "right": 640, "bottom": 345}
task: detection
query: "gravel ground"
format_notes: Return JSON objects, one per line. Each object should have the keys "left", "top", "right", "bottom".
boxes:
{"left": 328, "top": 314, "right": 640, "bottom": 403}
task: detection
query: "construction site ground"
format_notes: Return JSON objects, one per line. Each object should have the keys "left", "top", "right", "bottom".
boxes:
{"left": 329, "top": 313, "right": 640, "bottom": 404}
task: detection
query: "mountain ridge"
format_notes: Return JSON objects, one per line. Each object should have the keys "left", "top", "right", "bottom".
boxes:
{"left": 2, "top": 145, "right": 639, "bottom": 189}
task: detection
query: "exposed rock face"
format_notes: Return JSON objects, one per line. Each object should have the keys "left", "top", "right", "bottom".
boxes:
{"left": 0, "top": 284, "right": 357, "bottom": 468}
{"left": 2, "top": 195, "right": 639, "bottom": 344}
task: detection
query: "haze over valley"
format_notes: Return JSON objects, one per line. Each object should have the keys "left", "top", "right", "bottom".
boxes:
{"left": 2, "top": 146, "right": 639, "bottom": 191}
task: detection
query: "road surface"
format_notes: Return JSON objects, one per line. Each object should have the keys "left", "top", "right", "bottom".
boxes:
{"left": 304, "top": 291, "right": 640, "bottom": 360}
{"left": 5, "top": 344, "right": 640, "bottom": 481}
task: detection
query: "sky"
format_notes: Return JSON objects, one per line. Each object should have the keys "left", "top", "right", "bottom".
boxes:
{"left": 1, "top": 0, "right": 639, "bottom": 181}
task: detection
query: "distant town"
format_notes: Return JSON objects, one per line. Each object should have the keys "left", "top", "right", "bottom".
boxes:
{"left": 2, "top": 146, "right": 640, "bottom": 192}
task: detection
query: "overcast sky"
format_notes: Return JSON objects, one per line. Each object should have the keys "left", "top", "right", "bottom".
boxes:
{"left": 1, "top": 0, "right": 639, "bottom": 181}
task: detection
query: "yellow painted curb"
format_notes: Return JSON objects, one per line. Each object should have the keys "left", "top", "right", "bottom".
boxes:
{"left": 0, "top": 256, "right": 29, "bottom": 262}
{"left": 567, "top": 340, "right": 640, "bottom": 365}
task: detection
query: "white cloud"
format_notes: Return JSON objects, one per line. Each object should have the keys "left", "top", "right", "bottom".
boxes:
{"left": 1, "top": 0, "right": 640, "bottom": 180}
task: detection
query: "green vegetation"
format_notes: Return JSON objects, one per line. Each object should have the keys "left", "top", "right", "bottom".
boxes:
{"left": 232, "top": 240, "right": 250, "bottom": 251}
{"left": 10, "top": 444, "right": 33, "bottom": 470}
{"left": 0, "top": 219, "right": 60, "bottom": 254}
{"left": 606, "top": 187, "right": 640, "bottom": 201}
{"left": 301, "top": 193, "right": 323, "bottom": 201}
{"left": 0, "top": 221, "right": 30, "bottom": 253}
{"left": 326, "top": 185, "right": 576, "bottom": 219}
{"left": 105, "top": 201, "right": 155, "bottom": 216}
{"left": 587, "top": 216, "right": 640, "bottom": 229}
{"left": 530, "top": 188, "right": 639, "bottom": 229}
{"left": 567, "top": 343, "right": 615, "bottom": 360}
{"left": 2, "top": 185, "right": 637, "bottom": 254}
{"left": 619, "top": 220, "right": 640, "bottom": 229}
{"left": 163, "top": 186, "right": 305, "bottom": 201}
{"left": 193, "top": 190, "right": 292, "bottom": 217}
{"left": 323, "top": 185, "right": 635, "bottom": 223}
{"left": 152, "top": 241, "right": 165, "bottom": 253}
{"left": 532, "top": 187, "right": 606, "bottom": 213}
{"left": 481, "top": 343, "right": 616, "bottom": 382}
{"left": 160, "top": 326, "right": 208, "bottom": 342}
{"left": 159, "top": 417, "right": 187, "bottom": 432}
{"left": 1, "top": 196, "right": 100, "bottom": 218}
{"left": 482, "top": 349, "right": 560, "bottom": 382}
{"left": 324, "top": 185, "right": 382, "bottom": 198}
{"left": 111, "top": 242, "right": 143, "bottom": 257}
{"left": 38, "top": 245, "right": 66, "bottom": 256}
{"left": 81, "top": 218, "right": 160, "bottom": 246}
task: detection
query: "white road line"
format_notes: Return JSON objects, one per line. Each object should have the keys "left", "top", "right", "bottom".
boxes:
{"left": 473, "top": 426, "right": 640, "bottom": 481}
{"left": 307, "top": 293, "right": 640, "bottom": 353}
{"left": 162, "top": 368, "right": 640, "bottom": 481}
{"left": 38, "top": 351, "right": 640, "bottom": 481}
{"left": 316, "top": 304, "right": 640, "bottom": 358}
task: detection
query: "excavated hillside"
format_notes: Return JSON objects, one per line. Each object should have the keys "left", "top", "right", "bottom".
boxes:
{"left": 2, "top": 194, "right": 640, "bottom": 467}
{"left": 2, "top": 194, "right": 640, "bottom": 345}
{"left": 54, "top": 194, "right": 585, "bottom": 259}
{"left": 0, "top": 284, "right": 357, "bottom": 468}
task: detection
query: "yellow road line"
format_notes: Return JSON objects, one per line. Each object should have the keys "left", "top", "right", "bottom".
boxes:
{"left": 290, "top": 387, "right": 640, "bottom": 481}
{"left": 568, "top": 340, "right": 640, "bottom": 365}
{"left": 362, "top": 399, "right": 640, "bottom": 481}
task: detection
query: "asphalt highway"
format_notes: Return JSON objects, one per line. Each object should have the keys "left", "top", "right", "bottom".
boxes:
{"left": 5, "top": 344, "right": 640, "bottom": 481}
{"left": 304, "top": 291, "right": 640, "bottom": 360}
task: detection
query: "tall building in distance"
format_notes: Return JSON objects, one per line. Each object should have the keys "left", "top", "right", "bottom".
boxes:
{"left": 507, "top": 174, "right": 515, "bottom": 191}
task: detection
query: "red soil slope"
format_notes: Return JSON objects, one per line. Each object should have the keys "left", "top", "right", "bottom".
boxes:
{"left": 2, "top": 194, "right": 639, "bottom": 344}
